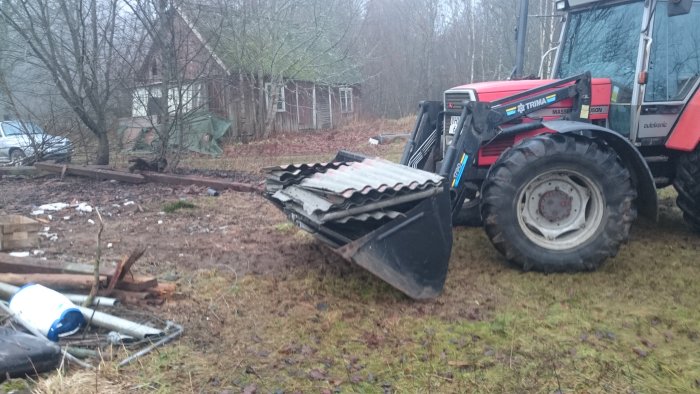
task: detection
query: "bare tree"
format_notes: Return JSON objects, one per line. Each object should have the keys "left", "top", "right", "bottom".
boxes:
{"left": 0, "top": 0, "right": 119, "bottom": 165}
{"left": 214, "top": 0, "right": 364, "bottom": 139}
{"left": 359, "top": 0, "right": 562, "bottom": 118}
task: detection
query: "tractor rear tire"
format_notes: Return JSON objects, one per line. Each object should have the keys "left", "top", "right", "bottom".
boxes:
{"left": 481, "top": 133, "right": 637, "bottom": 272}
{"left": 674, "top": 148, "right": 700, "bottom": 232}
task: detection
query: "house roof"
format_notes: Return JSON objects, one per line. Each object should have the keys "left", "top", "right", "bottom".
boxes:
{"left": 178, "top": 2, "right": 362, "bottom": 85}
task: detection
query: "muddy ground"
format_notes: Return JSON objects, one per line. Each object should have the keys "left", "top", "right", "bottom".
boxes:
{"left": 0, "top": 176, "right": 327, "bottom": 278}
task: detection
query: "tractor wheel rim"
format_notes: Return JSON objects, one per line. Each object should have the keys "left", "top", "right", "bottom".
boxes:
{"left": 516, "top": 169, "right": 604, "bottom": 251}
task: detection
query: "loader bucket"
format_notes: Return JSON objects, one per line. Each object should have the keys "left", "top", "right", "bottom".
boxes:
{"left": 264, "top": 154, "right": 453, "bottom": 299}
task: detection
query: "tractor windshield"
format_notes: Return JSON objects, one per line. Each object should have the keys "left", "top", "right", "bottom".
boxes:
{"left": 556, "top": 1, "right": 644, "bottom": 135}
{"left": 556, "top": 1, "right": 644, "bottom": 100}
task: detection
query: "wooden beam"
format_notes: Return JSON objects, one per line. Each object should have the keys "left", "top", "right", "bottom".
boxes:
{"left": 0, "top": 166, "right": 51, "bottom": 178}
{"left": 0, "top": 253, "right": 110, "bottom": 276}
{"left": 33, "top": 162, "right": 261, "bottom": 193}
{"left": 0, "top": 273, "right": 107, "bottom": 290}
{"left": 141, "top": 172, "right": 262, "bottom": 193}
{"left": 114, "top": 275, "right": 158, "bottom": 291}
{"left": 34, "top": 162, "right": 146, "bottom": 183}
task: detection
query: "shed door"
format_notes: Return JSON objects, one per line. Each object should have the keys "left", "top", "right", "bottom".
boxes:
{"left": 315, "top": 86, "right": 331, "bottom": 129}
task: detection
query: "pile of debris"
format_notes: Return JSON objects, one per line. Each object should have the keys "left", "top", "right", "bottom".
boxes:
{"left": 0, "top": 249, "right": 180, "bottom": 380}
{"left": 0, "top": 280, "right": 181, "bottom": 379}
{"left": 0, "top": 250, "right": 174, "bottom": 306}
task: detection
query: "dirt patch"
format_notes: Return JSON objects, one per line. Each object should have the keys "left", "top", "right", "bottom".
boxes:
{"left": 0, "top": 175, "right": 337, "bottom": 278}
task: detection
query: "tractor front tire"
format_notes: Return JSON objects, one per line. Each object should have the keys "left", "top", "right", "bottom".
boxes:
{"left": 674, "top": 147, "right": 700, "bottom": 231}
{"left": 481, "top": 133, "right": 637, "bottom": 272}
{"left": 453, "top": 190, "right": 483, "bottom": 227}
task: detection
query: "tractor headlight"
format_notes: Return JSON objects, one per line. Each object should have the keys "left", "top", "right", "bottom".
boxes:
{"left": 556, "top": 0, "right": 568, "bottom": 11}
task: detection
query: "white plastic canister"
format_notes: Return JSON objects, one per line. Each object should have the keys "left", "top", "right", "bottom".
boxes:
{"left": 9, "top": 284, "right": 85, "bottom": 341}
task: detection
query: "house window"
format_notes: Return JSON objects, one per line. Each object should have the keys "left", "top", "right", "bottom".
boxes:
{"left": 132, "top": 88, "right": 149, "bottom": 117}
{"left": 340, "top": 87, "right": 353, "bottom": 113}
{"left": 133, "top": 84, "right": 203, "bottom": 117}
{"left": 167, "top": 83, "right": 202, "bottom": 114}
{"left": 265, "top": 83, "right": 286, "bottom": 112}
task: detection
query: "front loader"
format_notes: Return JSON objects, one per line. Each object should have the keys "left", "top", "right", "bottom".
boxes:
{"left": 265, "top": 0, "right": 700, "bottom": 299}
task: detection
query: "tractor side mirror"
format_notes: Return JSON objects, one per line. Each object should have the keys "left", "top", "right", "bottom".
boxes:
{"left": 668, "top": 0, "right": 692, "bottom": 16}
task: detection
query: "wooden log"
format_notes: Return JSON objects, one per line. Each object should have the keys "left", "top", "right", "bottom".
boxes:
{"left": 108, "top": 289, "right": 153, "bottom": 305}
{"left": 141, "top": 171, "right": 262, "bottom": 193}
{"left": 34, "top": 162, "right": 145, "bottom": 183}
{"left": 0, "top": 273, "right": 107, "bottom": 290}
{"left": 114, "top": 275, "right": 158, "bottom": 291}
{"left": 146, "top": 282, "right": 176, "bottom": 297}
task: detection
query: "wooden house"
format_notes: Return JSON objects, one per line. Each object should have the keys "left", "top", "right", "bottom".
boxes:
{"left": 127, "top": 7, "right": 362, "bottom": 142}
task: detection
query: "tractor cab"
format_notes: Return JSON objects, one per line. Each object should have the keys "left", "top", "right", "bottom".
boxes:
{"left": 553, "top": 0, "right": 700, "bottom": 146}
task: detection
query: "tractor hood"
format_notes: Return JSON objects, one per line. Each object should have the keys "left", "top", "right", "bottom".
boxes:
{"left": 451, "top": 78, "right": 612, "bottom": 103}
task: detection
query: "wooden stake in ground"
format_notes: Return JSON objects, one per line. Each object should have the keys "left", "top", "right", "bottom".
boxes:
{"left": 83, "top": 209, "right": 104, "bottom": 307}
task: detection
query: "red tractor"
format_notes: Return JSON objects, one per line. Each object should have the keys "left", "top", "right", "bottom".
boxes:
{"left": 265, "top": 0, "right": 700, "bottom": 299}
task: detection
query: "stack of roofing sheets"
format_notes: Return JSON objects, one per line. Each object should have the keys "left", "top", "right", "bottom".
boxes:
{"left": 264, "top": 158, "right": 445, "bottom": 245}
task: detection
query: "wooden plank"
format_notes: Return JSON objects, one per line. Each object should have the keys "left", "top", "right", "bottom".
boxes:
{"left": 34, "top": 162, "right": 146, "bottom": 183}
{"left": 1, "top": 237, "right": 38, "bottom": 251}
{"left": 141, "top": 172, "right": 262, "bottom": 193}
{"left": 0, "top": 253, "right": 111, "bottom": 276}
{"left": 0, "top": 273, "right": 107, "bottom": 290}
{"left": 0, "top": 215, "right": 40, "bottom": 251}
{"left": 0, "top": 215, "right": 42, "bottom": 234}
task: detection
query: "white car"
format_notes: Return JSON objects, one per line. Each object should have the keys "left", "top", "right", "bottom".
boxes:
{"left": 0, "top": 121, "right": 72, "bottom": 165}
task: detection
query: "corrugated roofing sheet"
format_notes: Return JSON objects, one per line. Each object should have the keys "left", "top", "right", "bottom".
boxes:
{"left": 263, "top": 162, "right": 346, "bottom": 173}
{"left": 298, "top": 159, "right": 443, "bottom": 198}
{"left": 266, "top": 157, "right": 445, "bottom": 227}
{"left": 334, "top": 211, "right": 404, "bottom": 224}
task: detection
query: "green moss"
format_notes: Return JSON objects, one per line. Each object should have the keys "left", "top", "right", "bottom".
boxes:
{"left": 0, "top": 379, "right": 30, "bottom": 392}
{"left": 162, "top": 200, "right": 196, "bottom": 213}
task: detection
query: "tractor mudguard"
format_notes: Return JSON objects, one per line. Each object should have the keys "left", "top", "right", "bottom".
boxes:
{"left": 264, "top": 156, "right": 453, "bottom": 299}
{"left": 666, "top": 87, "right": 700, "bottom": 152}
{"left": 543, "top": 120, "right": 658, "bottom": 220}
